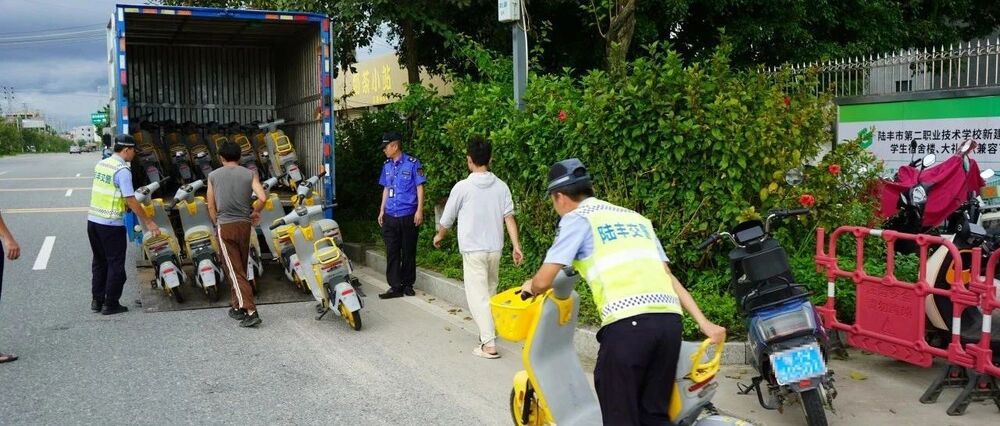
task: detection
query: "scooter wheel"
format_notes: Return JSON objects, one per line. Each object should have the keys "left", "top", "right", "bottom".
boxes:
{"left": 171, "top": 287, "right": 184, "bottom": 304}
{"left": 206, "top": 285, "right": 220, "bottom": 302}
{"left": 250, "top": 278, "right": 258, "bottom": 296}
{"left": 339, "top": 303, "right": 362, "bottom": 331}
{"left": 509, "top": 387, "right": 539, "bottom": 426}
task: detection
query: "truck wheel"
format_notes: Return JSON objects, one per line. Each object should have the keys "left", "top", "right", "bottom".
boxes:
{"left": 800, "top": 389, "right": 828, "bottom": 426}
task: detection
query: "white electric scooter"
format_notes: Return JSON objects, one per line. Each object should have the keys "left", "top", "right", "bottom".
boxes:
{"left": 134, "top": 178, "right": 186, "bottom": 302}
{"left": 167, "top": 180, "right": 224, "bottom": 302}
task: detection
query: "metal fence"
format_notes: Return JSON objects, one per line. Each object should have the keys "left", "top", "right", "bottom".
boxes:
{"left": 771, "top": 37, "right": 1000, "bottom": 98}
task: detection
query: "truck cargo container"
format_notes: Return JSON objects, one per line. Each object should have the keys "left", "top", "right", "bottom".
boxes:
{"left": 106, "top": 3, "right": 335, "bottom": 215}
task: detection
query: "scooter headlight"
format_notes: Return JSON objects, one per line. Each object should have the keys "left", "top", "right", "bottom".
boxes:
{"left": 910, "top": 185, "right": 928, "bottom": 205}
{"left": 755, "top": 303, "right": 815, "bottom": 342}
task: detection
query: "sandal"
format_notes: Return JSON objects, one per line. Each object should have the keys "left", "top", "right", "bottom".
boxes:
{"left": 0, "top": 352, "right": 18, "bottom": 364}
{"left": 473, "top": 344, "right": 500, "bottom": 359}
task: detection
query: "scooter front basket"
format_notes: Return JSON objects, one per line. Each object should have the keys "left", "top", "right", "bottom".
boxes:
{"left": 490, "top": 288, "right": 544, "bottom": 342}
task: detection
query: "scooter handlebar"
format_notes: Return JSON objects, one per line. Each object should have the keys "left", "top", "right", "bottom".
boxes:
{"left": 696, "top": 232, "right": 721, "bottom": 250}
{"left": 268, "top": 219, "right": 286, "bottom": 231}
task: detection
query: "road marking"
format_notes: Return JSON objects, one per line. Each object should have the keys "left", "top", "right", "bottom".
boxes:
{"left": 0, "top": 187, "right": 90, "bottom": 192}
{"left": 65, "top": 189, "right": 73, "bottom": 197}
{"left": 1, "top": 207, "right": 89, "bottom": 214}
{"left": 76, "top": 173, "right": 81, "bottom": 177}
{"left": 0, "top": 171, "right": 7, "bottom": 176}
{"left": 32, "top": 236, "right": 56, "bottom": 270}
{"left": 0, "top": 177, "right": 92, "bottom": 181}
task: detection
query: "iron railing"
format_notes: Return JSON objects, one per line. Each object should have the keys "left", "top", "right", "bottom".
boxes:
{"left": 770, "top": 37, "right": 1000, "bottom": 98}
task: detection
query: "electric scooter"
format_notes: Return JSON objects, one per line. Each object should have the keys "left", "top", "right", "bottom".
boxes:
{"left": 495, "top": 266, "right": 747, "bottom": 426}
{"left": 698, "top": 206, "right": 835, "bottom": 426}
{"left": 160, "top": 120, "right": 195, "bottom": 185}
{"left": 258, "top": 118, "right": 303, "bottom": 188}
{"left": 269, "top": 203, "right": 363, "bottom": 330}
{"left": 182, "top": 121, "right": 215, "bottom": 180}
{"left": 227, "top": 122, "right": 264, "bottom": 177}
{"left": 131, "top": 115, "right": 165, "bottom": 188}
{"left": 134, "top": 178, "right": 186, "bottom": 302}
{"left": 167, "top": 179, "right": 224, "bottom": 302}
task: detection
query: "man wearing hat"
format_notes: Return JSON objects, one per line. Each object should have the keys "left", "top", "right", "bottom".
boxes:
{"left": 377, "top": 131, "right": 426, "bottom": 299}
{"left": 521, "top": 158, "right": 726, "bottom": 425}
{"left": 87, "top": 134, "right": 161, "bottom": 315}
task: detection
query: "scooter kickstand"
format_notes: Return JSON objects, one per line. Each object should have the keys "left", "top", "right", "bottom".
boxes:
{"left": 316, "top": 307, "right": 330, "bottom": 321}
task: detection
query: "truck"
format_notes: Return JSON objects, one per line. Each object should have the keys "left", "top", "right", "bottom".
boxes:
{"left": 106, "top": 3, "right": 336, "bottom": 216}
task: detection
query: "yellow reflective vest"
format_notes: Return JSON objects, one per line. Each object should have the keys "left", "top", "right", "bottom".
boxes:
{"left": 88, "top": 156, "right": 129, "bottom": 222}
{"left": 571, "top": 198, "right": 683, "bottom": 326}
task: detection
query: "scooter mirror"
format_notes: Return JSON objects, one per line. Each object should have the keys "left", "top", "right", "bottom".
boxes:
{"left": 982, "top": 169, "right": 996, "bottom": 180}
{"left": 922, "top": 154, "right": 937, "bottom": 168}
{"left": 784, "top": 168, "right": 804, "bottom": 186}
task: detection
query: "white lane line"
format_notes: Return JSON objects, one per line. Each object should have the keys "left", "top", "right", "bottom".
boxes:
{"left": 0, "top": 171, "right": 7, "bottom": 176}
{"left": 32, "top": 236, "right": 56, "bottom": 271}
{"left": 75, "top": 173, "right": 81, "bottom": 177}
{"left": 65, "top": 189, "right": 73, "bottom": 197}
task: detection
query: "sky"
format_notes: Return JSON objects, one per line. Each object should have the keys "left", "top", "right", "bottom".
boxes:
{"left": 0, "top": 0, "right": 393, "bottom": 131}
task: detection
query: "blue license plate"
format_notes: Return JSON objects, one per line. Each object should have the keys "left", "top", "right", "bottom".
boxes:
{"left": 770, "top": 343, "right": 826, "bottom": 385}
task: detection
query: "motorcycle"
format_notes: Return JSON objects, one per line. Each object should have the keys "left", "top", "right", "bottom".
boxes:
{"left": 134, "top": 178, "right": 186, "bottom": 303}
{"left": 269, "top": 202, "right": 363, "bottom": 331}
{"left": 698, "top": 206, "right": 836, "bottom": 426}
{"left": 258, "top": 118, "right": 303, "bottom": 189}
{"left": 167, "top": 180, "right": 224, "bottom": 302}
{"left": 495, "top": 266, "right": 748, "bottom": 426}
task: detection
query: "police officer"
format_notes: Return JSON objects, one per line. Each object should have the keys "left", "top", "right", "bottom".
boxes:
{"left": 87, "top": 134, "right": 161, "bottom": 315}
{"left": 521, "top": 158, "right": 725, "bottom": 425}
{"left": 377, "top": 131, "right": 426, "bottom": 299}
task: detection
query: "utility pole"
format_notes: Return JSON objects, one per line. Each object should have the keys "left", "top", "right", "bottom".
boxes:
{"left": 499, "top": 1, "right": 527, "bottom": 111}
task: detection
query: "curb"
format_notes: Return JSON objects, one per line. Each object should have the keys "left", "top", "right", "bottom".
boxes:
{"left": 343, "top": 243, "right": 749, "bottom": 365}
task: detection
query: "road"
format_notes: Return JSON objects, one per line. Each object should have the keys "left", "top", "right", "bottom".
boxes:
{"left": 1, "top": 153, "right": 998, "bottom": 425}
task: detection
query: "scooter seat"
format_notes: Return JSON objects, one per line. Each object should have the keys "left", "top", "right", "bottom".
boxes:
{"left": 186, "top": 226, "right": 213, "bottom": 242}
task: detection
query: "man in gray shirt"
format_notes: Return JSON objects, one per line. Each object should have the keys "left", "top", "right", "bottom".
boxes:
{"left": 207, "top": 141, "right": 267, "bottom": 327}
{"left": 433, "top": 136, "right": 523, "bottom": 358}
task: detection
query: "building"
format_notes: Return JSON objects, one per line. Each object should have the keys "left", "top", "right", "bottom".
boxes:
{"left": 2, "top": 110, "right": 46, "bottom": 128}
{"left": 333, "top": 53, "right": 452, "bottom": 120}
{"left": 69, "top": 125, "right": 98, "bottom": 143}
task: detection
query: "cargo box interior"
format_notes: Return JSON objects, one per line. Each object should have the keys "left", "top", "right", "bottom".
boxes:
{"left": 121, "top": 13, "right": 325, "bottom": 179}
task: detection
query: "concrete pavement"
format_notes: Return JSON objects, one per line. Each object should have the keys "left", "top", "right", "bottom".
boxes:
{"left": 1, "top": 153, "right": 998, "bottom": 425}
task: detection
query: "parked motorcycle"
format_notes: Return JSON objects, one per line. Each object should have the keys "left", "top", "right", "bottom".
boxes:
{"left": 496, "top": 266, "right": 748, "bottom": 426}
{"left": 134, "top": 178, "right": 185, "bottom": 302}
{"left": 698, "top": 206, "right": 835, "bottom": 426}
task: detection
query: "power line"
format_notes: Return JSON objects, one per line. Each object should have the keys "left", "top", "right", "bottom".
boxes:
{"left": 0, "top": 23, "right": 103, "bottom": 36}
{"left": 0, "top": 34, "right": 106, "bottom": 47}
{"left": 0, "top": 29, "right": 105, "bottom": 43}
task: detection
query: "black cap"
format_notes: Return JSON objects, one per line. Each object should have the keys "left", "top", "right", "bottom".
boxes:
{"left": 381, "top": 131, "right": 403, "bottom": 149}
{"left": 547, "top": 158, "right": 591, "bottom": 193}
{"left": 114, "top": 134, "right": 136, "bottom": 148}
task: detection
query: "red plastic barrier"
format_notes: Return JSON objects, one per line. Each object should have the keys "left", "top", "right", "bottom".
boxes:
{"left": 814, "top": 226, "right": 979, "bottom": 369}
{"left": 968, "top": 248, "right": 1000, "bottom": 377}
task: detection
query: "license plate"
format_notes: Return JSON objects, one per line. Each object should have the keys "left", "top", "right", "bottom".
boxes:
{"left": 770, "top": 343, "right": 826, "bottom": 385}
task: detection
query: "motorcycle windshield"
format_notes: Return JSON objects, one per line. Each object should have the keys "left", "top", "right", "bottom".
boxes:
{"left": 917, "top": 155, "right": 985, "bottom": 227}
{"left": 878, "top": 166, "right": 918, "bottom": 219}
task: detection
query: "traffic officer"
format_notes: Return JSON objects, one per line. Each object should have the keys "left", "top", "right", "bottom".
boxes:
{"left": 377, "top": 131, "right": 426, "bottom": 299}
{"left": 521, "top": 158, "right": 726, "bottom": 425}
{"left": 87, "top": 134, "right": 161, "bottom": 315}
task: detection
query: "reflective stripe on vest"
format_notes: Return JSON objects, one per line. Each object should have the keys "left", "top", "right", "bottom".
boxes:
{"left": 88, "top": 156, "right": 128, "bottom": 221}
{"left": 571, "top": 198, "right": 682, "bottom": 326}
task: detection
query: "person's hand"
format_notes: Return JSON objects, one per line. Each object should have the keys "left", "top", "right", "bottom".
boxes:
{"left": 519, "top": 279, "right": 534, "bottom": 297}
{"left": 432, "top": 233, "right": 444, "bottom": 248}
{"left": 250, "top": 211, "right": 261, "bottom": 226}
{"left": 3, "top": 237, "right": 20, "bottom": 260}
{"left": 414, "top": 210, "right": 424, "bottom": 227}
{"left": 700, "top": 320, "right": 726, "bottom": 345}
{"left": 146, "top": 222, "right": 162, "bottom": 238}
{"left": 378, "top": 210, "right": 384, "bottom": 227}
{"left": 512, "top": 247, "right": 524, "bottom": 266}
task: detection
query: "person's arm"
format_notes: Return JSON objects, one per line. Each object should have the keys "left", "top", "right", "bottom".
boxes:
{"left": 521, "top": 214, "right": 588, "bottom": 295}
{"left": 432, "top": 187, "right": 460, "bottom": 248}
{"left": 378, "top": 187, "right": 388, "bottom": 227}
{"left": 118, "top": 169, "right": 159, "bottom": 236}
{"left": 665, "top": 263, "right": 726, "bottom": 344}
{"left": 0, "top": 212, "right": 20, "bottom": 260}
{"left": 206, "top": 179, "right": 218, "bottom": 225}
{"left": 505, "top": 215, "right": 523, "bottom": 266}
{"left": 250, "top": 173, "right": 266, "bottom": 226}
{"left": 414, "top": 184, "right": 425, "bottom": 226}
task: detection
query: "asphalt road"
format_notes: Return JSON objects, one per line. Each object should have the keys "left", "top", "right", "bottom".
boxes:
{"left": 1, "top": 153, "right": 997, "bottom": 425}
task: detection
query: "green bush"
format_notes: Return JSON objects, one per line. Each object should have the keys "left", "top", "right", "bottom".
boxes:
{"left": 0, "top": 123, "right": 73, "bottom": 155}
{"left": 336, "top": 42, "right": 885, "bottom": 338}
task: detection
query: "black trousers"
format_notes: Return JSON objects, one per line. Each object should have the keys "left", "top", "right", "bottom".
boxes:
{"left": 88, "top": 221, "right": 128, "bottom": 305}
{"left": 594, "top": 313, "right": 683, "bottom": 426}
{"left": 381, "top": 214, "right": 417, "bottom": 291}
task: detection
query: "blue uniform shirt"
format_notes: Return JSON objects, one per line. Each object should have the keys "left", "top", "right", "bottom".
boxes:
{"left": 379, "top": 153, "right": 426, "bottom": 217}
{"left": 543, "top": 198, "right": 669, "bottom": 266}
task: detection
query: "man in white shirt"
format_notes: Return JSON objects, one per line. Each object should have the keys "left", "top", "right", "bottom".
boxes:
{"left": 434, "top": 136, "right": 523, "bottom": 359}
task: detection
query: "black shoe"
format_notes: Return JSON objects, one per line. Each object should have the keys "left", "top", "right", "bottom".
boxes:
{"left": 101, "top": 304, "right": 129, "bottom": 315}
{"left": 228, "top": 308, "right": 247, "bottom": 320}
{"left": 239, "top": 311, "right": 262, "bottom": 328}
{"left": 379, "top": 289, "right": 404, "bottom": 299}
{"left": 403, "top": 287, "right": 416, "bottom": 297}
{"left": 91, "top": 299, "right": 104, "bottom": 312}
